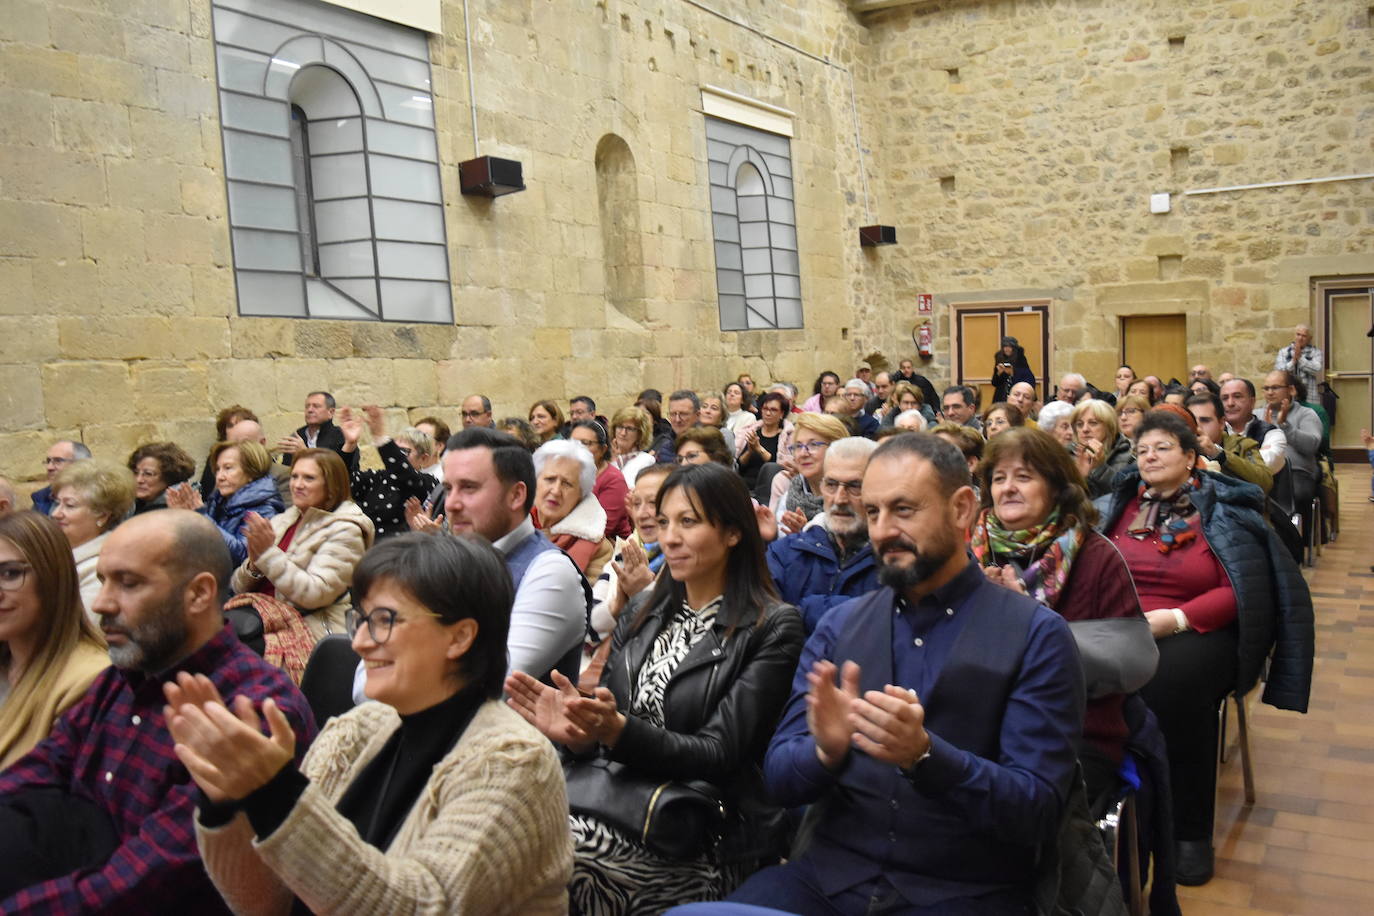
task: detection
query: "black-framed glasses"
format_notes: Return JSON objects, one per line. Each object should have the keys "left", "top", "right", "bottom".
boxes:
{"left": 0, "top": 563, "right": 30, "bottom": 592}
{"left": 820, "top": 477, "right": 863, "bottom": 498}
{"left": 787, "top": 441, "right": 829, "bottom": 456}
{"left": 461, "top": 410, "right": 488, "bottom": 419}
{"left": 348, "top": 606, "right": 443, "bottom": 643}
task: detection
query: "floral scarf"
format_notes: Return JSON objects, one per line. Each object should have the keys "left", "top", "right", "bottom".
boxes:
{"left": 1126, "top": 474, "right": 1200, "bottom": 554}
{"left": 969, "top": 507, "right": 1082, "bottom": 609}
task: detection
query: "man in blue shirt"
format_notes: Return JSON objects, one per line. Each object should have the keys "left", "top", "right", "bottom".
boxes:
{"left": 766, "top": 437, "right": 880, "bottom": 634}
{"left": 731, "top": 432, "right": 1085, "bottom": 914}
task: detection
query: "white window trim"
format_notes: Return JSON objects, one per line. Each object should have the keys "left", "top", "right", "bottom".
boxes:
{"left": 700, "top": 86, "right": 795, "bottom": 138}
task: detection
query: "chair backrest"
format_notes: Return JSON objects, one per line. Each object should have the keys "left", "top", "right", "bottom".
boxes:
{"left": 299, "top": 633, "right": 361, "bottom": 726}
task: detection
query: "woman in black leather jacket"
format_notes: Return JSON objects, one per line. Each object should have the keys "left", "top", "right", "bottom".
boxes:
{"left": 507, "top": 463, "right": 805, "bottom": 915}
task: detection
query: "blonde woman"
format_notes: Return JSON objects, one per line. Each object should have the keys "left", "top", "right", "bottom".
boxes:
{"left": 1071, "top": 398, "right": 1134, "bottom": 497}
{"left": 49, "top": 460, "right": 136, "bottom": 617}
{"left": 0, "top": 512, "right": 108, "bottom": 767}
{"left": 608, "top": 405, "right": 656, "bottom": 486}
{"left": 767, "top": 412, "right": 850, "bottom": 535}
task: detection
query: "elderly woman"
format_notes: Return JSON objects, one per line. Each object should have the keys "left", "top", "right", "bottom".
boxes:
{"left": 0, "top": 512, "right": 109, "bottom": 767}
{"left": 768, "top": 412, "right": 850, "bottom": 535}
{"left": 169, "top": 533, "right": 572, "bottom": 914}
{"left": 1096, "top": 411, "right": 1313, "bottom": 885}
{"left": 1071, "top": 398, "right": 1134, "bottom": 498}
{"left": 735, "top": 391, "right": 794, "bottom": 489}
{"left": 170, "top": 440, "right": 283, "bottom": 568}
{"left": 609, "top": 406, "right": 656, "bottom": 487}
{"left": 230, "top": 448, "right": 375, "bottom": 647}
{"left": 675, "top": 426, "right": 735, "bottom": 467}
{"left": 532, "top": 440, "right": 613, "bottom": 582}
{"left": 1036, "top": 400, "right": 1075, "bottom": 447}
{"left": 528, "top": 400, "right": 565, "bottom": 445}
{"left": 507, "top": 464, "right": 805, "bottom": 913}
{"left": 981, "top": 402, "right": 1025, "bottom": 439}
{"left": 197, "top": 404, "right": 257, "bottom": 496}
{"left": 49, "top": 460, "right": 136, "bottom": 616}
{"left": 971, "top": 428, "right": 1156, "bottom": 804}
{"left": 696, "top": 391, "right": 737, "bottom": 456}
{"left": 338, "top": 406, "right": 437, "bottom": 540}
{"left": 1115, "top": 394, "right": 1151, "bottom": 440}
{"left": 569, "top": 419, "right": 631, "bottom": 540}
{"left": 127, "top": 442, "right": 196, "bottom": 514}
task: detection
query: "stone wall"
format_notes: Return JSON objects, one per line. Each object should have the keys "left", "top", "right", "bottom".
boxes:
{"left": 0, "top": 0, "right": 874, "bottom": 490}
{"left": 4, "top": 0, "right": 1372, "bottom": 492}
{"left": 850, "top": 0, "right": 1374, "bottom": 390}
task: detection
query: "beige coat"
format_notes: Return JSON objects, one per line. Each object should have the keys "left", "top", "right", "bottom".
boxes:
{"left": 197, "top": 700, "right": 572, "bottom": 915}
{"left": 72, "top": 531, "right": 109, "bottom": 624}
{"left": 0, "top": 640, "right": 109, "bottom": 768}
{"left": 231, "top": 500, "right": 375, "bottom": 641}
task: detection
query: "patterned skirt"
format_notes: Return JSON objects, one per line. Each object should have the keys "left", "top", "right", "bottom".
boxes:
{"left": 568, "top": 813, "right": 747, "bottom": 916}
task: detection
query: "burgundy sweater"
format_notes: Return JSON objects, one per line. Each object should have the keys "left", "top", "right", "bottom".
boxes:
{"left": 1054, "top": 529, "right": 1144, "bottom": 763}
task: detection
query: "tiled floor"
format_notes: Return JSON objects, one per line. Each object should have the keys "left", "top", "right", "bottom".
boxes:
{"left": 1176, "top": 465, "right": 1374, "bottom": 915}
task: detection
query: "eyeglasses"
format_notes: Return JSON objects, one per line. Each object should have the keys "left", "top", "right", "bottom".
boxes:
{"left": 668, "top": 411, "right": 696, "bottom": 421}
{"left": 0, "top": 563, "right": 30, "bottom": 592}
{"left": 676, "top": 451, "right": 706, "bottom": 464}
{"left": 820, "top": 477, "right": 863, "bottom": 497}
{"left": 43, "top": 457, "right": 72, "bottom": 467}
{"left": 133, "top": 468, "right": 162, "bottom": 480}
{"left": 614, "top": 424, "right": 639, "bottom": 435}
{"left": 787, "top": 441, "right": 830, "bottom": 456}
{"left": 1133, "top": 443, "right": 1179, "bottom": 458}
{"left": 347, "top": 606, "right": 441, "bottom": 644}
{"left": 1118, "top": 408, "right": 1143, "bottom": 417}
{"left": 396, "top": 446, "right": 413, "bottom": 457}
{"left": 461, "top": 410, "right": 488, "bottom": 419}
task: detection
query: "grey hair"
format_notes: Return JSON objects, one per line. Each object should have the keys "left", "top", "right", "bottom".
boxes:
{"left": 770, "top": 382, "right": 799, "bottom": 400}
{"left": 843, "top": 378, "right": 869, "bottom": 393}
{"left": 825, "top": 436, "right": 879, "bottom": 466}
{"left": 1060, "top": 373, "right": 1087, "bottom": 389}
{"left": 894, "top": 409, "right": 927, "bottom": 431}
{"left": 396, "top": 426, "right": 435, "bottom": 459}
{"left": 58, "top": 440, "right": 92, "bottom": 460}
{"left": 532, "top": 439, "right": 596, "bottom": 496}
{"left": 668, "top": 390, "right": 700, "bottom": 411}
{"left": 1037, "top": 400, "right": 1075, "bottom": 428}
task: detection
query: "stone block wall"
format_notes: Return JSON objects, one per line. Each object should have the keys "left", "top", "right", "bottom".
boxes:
{"left": 1, "top": 0, "right": 874, "bottom": 490}
{"left": 848, "top": 0, "right": 1374, "bottom": 390}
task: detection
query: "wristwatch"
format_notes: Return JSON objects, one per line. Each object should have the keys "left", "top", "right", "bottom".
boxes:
{"left": 900, "top": 746, "right": 933, "bottom": 778}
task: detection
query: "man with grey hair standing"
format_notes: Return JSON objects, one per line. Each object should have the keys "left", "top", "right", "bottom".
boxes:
{"left": 766, "top": 438, "right": 881, "bottom": 634}
{"left": 31, "top": 439, "right": 91, "bottom": 516}
{"left": 1274, "top": 323, "right": 1323, "bottom": 400}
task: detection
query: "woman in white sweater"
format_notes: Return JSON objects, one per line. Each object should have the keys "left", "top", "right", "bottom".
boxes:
{"left": 166, "top": 532, "right": 572, "bottom": 915}
{"left": 231, "top": 448, "right": 375, "bottom": 642}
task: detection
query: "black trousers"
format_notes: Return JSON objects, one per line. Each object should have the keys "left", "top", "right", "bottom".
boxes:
{"left": 1137, "top": 626, "right": 1239, "bottom": 841}
{"left": 0, "top": 789, "right": 119, "bottom": 899}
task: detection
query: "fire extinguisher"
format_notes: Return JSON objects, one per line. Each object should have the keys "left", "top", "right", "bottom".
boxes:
{"left": 915, "top": 322, "right": 933, "bottom": 359}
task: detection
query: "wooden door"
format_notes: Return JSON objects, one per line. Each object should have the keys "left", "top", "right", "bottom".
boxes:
{"left": 954, "top": 303, "right": 1050, "bottom": 406}
{"left": 1121, "top": 314, "right": 1187, "bottom": 386}
{"left": 1321, "top": 283, "right": 1372, "bottom": 460}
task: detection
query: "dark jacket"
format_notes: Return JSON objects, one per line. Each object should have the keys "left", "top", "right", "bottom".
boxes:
{"left": 766, "top": 521, "right": 878, "bottom": 634}
{"left": 284, "top": 420, "right": 348, "bottom": 465}
{"left": 1094, "top": 470, "right": 1313, "bottom": 712}
{"left": 600, "top": 590, "right": 805, "bottom": 858}
{"left": 991, "top": 346, "right": 1035, "bottom": 402}
{"left": 1082, "top": 433, "right": 1135, "bottom": 498}
{"left": 891, "top": 371, "right": 940, "bottom": 412}
{"left": 203, "top": 475, "right": 285, "bottom": 567}
{"left": 344, "top": 441, "right": 436, "bottom": 539}
{"left": 31, "top": 485, "right": 55, "bottom": 516}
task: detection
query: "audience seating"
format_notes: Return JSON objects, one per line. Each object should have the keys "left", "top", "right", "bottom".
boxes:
{"left": 298, "top": 634, "right": 361, "bottom": 726}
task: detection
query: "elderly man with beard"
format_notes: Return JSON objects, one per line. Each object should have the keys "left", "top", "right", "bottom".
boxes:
{"left": 728, "top": 432, "right": 1084, "bottom": 914}
{"left": 0, "top": 510, "right": 314, "bottom": 912}
{"left": 767, "top": 438, "right": 881, "bottom": 634}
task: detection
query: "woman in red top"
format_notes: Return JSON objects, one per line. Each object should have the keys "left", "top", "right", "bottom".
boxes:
{"left": 568, "top": 420, "right": 631, "bottom": 540}
{"left": 970, "top": 427, "right": 1157, "bottom": 807}
{"left": 1094, "top": 410, "right": 1314, "bottom": 886}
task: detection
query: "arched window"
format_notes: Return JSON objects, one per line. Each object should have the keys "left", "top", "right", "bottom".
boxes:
{"left": 213, "top": 0, "right": 451, "bottom": 323}
{"left": 706, "top": 117, "right": 801, "bottom": 330}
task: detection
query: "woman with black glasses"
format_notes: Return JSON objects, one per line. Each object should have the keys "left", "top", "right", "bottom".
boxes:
{"left": 168, "top": 533, "right": 573, "bottom": 914}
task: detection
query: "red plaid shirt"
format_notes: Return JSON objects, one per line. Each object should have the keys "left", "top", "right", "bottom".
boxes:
{"left": 0, "top": 625, "right": 317, "bottom": 914}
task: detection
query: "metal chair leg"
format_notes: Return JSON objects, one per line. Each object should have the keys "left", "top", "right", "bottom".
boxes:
{"left": 1235, "top": 692, "right": 1256, "bottom": 806}
{"left": 1123, "top": 794, "right": 1144, "bottom": 916}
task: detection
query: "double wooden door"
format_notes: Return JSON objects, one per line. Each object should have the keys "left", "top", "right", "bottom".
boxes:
{"left": 954, "top": 303, "right": 1049, "bottom": 406}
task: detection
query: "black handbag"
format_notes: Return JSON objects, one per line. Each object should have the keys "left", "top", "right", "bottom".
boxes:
{"left": 564, "top": 757, "right": 726, "bottom": 860}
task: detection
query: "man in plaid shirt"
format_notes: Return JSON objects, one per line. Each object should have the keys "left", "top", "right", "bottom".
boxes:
{"left": 0, "top": 510, "right": 316, "bottom": 913}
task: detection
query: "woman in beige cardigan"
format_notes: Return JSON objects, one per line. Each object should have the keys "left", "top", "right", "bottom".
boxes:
{"left": 166, "top": 532, "right": 572, "bottom": 915}
{"left": 0, "top": 512, "right": 108, "bottom": 768}
{"left": 232, "top": 449, "right": 375, "bottom": 642}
